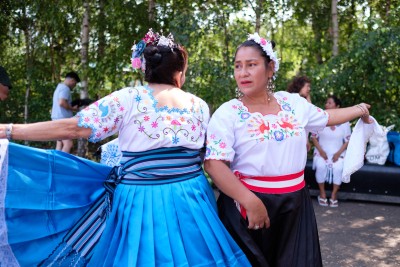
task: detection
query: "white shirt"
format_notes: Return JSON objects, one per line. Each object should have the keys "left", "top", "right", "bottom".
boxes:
{"left": 312, "top": 122, "right": 351, "bottom": 159}
{"left": 205, "top": 91, "right": 329, "bottom": 176}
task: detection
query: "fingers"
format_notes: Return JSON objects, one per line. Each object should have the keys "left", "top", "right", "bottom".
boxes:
{"left": 248, "top": 217, "right": 270, "bottom": 230}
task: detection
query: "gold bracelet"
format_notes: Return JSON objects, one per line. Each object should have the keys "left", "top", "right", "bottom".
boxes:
{"left": 356, "top": 104, "right": 367, "bottom": 117}
{"left": 5, "top": 123, "right": 13, "bottom": 140}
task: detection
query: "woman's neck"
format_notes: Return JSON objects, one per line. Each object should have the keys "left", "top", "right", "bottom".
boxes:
{"left": 148, "top": 83, "right": 180, "bottom": 91}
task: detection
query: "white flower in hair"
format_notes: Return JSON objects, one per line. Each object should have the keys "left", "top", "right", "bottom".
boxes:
{"left": 157, "top": 35, "right": 174, "bottom": 48}
{"left": 248, "top": 32, "right": 279, "bottom": 72}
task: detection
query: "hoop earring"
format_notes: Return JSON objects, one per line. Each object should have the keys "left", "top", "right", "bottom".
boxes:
{"left": 266, "top": 77, "right": 275, "bottom": 101}
{"left": 235, "top": 87, "right": 243, "bottom": 99}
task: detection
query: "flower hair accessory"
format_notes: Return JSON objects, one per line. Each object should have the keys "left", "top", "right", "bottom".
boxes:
{"left": 248, "top": 33, "right": 279, "bottom": 72}
{"left": 131, "top": 29, "right": 176, "bottom": 72}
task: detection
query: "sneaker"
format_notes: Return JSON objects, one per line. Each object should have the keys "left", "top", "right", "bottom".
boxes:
{"left": 318, "top": 196, "right": 328, "bottom": 207}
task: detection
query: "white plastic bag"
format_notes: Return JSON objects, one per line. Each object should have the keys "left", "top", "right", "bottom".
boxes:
{"left": 365, "top": 124, "right": 395, "bottom": 165}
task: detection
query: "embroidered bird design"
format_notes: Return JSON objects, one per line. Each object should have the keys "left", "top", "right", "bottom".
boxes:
{"left": 259, "top": 122, "right": 270, "bottom": 133}
{"left": 277, "top": 121, "right": 294, "bottom": 130}
{"left": 98, "top": 101, "right": 109, "bottom": 117}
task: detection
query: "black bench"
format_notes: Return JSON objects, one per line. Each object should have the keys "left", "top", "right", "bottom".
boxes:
{"left": 304, "top": 159, "right": 400, "bottom": 204}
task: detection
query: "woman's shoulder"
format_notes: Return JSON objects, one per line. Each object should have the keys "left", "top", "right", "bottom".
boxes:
{"left": 215, "top": 99, "right": 241, "bottom": 111}
{"left": 184, "top": 92, "right": 210, "bottom": 112}
{"left": 275, "top": 91, "right": 305, "bottom": 102}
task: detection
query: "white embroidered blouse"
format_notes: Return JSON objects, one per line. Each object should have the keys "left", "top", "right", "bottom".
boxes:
{"left": 77, "top": 86, "right": 209, "bottom": 152}
{"left": 205, "top": 91, "right": 329, "bottom": 176}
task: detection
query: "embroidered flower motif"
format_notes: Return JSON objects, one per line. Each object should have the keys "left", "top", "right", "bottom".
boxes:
{"left": 151, "top": 121, "right": 158, "bottom": 128}
{"left": 138, "top": 126, "right": 145, "bottom": 132}
{"left": 241, "top": 97, "right": 303, "bottom": 142}
{"left": 219, "top": 142, "right": 226, "bottom": 149}
{"left": 282, "top": 103, "right": 291, "bottom": 111}
{"left": 210, "top": 134, "right": 216, "bottom": 140}
{"left": 171, "top": 119, "right": 181, "bottom": 126}
{"left": 274, "top": 131, "right": 284, "bottom": 141}
{"left": 172, "top": 136, "right": 180, "bottom": 144}
{"left": 241, "top": 112, "right": 251, "bottom": 120}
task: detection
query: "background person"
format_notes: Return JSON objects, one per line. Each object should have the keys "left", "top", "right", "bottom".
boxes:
{"left": 204, "top": 32, "right": 372, "bottom": 267}
{"left": 51, "top": 71, "right": 80, "bottom": 153}
{"left": 287, "top": 75, "right": 313, "bottom": 151}
{"left": 287, "top": 75, "right": 312, "bottom": 103}
{"left": 311, "top": 95, "right": 351, "bottom": 207}
{"left": 0, "top": 29, "right": 250, "bottom": 266}
{"left": 0, "top": 66, "right": 12, "bottom": 101}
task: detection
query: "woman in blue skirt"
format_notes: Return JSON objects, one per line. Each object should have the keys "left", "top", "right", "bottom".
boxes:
{"left": 0, "top": 29, "right": 250, "bottom": 267}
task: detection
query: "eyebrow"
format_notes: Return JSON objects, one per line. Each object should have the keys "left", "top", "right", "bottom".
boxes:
{"left": 234, "top": 58, "right": 259, "bottom": 63}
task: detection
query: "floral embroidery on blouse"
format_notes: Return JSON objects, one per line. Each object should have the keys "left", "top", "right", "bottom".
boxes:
{"left": 238, "top": 97, "right": 302, "bottom": 142}
{"left": 77, "top": 86, "right": 207, "bottom": 144}
{"left": 78, "top": 93, "right": 124, "bottom": 142}
{"left": 133, "top": 87, "right": 206, "bottom": 144}
{"left": 206, "top": 135, "right": 229, "bottom": 158}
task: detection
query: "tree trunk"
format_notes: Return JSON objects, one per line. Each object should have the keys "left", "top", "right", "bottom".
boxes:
{"left": 148, "top": 0, "right": 155, "bottom": 22}
{"left": 22, "top": 5, "right": 32, "bottom": 146}
{"left": 77, "top": 0, "right": 90, "bottom": 157}
{"left": 254, "top": 0, "right": 262, "bottom": 33}
{"left": 331, "top": 0, "right": 339, "bottom": 56}
{"left": 385, "top": 0, "right": 391, "bottom": 24}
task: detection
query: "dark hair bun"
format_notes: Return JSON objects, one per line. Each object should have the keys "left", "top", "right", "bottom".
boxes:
{"left": 144, "top": 46, "right": 163, "bottom": 64}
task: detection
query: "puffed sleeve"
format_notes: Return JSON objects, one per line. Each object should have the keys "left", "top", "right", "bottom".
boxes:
{"left": 303, "top": 99, "right": 329, "bottom": 134}
{"left": 76, "top": 88, "right": 130, "bottom": 143}
{"left": 205, "top": 102, "right": 236, "bottom": 162}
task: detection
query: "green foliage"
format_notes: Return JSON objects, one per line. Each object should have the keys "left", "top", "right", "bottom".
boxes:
{"left": 308, "top": 26, "right": 400, "bottom": 128}
{"left": 1, "top": 0, "right": 399, "bottom": 155}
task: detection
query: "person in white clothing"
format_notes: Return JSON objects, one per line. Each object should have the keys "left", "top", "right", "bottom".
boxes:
{"left": 312, "top": 95, "right": 351, "bottom": 207}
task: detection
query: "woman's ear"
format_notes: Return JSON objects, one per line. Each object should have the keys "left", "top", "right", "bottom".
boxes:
{"left": 174, "top": 71, "right": 183, "bottom": 88}
{"left": 269, "top": 61, "right": 275, "bottom": 72}
{"left": 266, "top": 61, "right": 275, "bottom": 78}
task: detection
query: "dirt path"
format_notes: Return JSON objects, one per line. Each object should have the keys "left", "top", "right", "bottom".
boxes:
{"left": 313, "top": 199, "right": 400, "bottom": 267}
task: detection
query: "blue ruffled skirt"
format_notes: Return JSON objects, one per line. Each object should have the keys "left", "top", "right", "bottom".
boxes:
{"left": 0, "top": 141, "right": 250, "bottom": 267}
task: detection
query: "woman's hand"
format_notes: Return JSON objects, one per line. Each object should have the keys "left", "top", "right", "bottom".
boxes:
{"left": 332, "top": 152, "right": 341, "bottom": 162}
{"left": 243, "top": 194, "right": 270, "bottom": 230}
{"left": 356, "top": 103, "right": 373, "bottom": 124}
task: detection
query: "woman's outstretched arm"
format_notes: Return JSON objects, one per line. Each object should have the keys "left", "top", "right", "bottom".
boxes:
{"left": 326, "top": 103, "right": 372, "bottom": 126}
{"left": 0, "top": 117, "right": 91, "bottom": 141}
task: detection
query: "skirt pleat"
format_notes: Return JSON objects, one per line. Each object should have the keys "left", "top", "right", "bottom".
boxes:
{"left": 89, "top": 175, "right": 250, "bottom": 267}
{"left": 1, "top": 142, "right": 111, "bottom": 266}
{"left": 1, "top": 141, "right": 250, "bottom": 267}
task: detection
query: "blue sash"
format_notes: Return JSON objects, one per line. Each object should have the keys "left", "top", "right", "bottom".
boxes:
{"left": 39, "top": 147, "right": 203, "bottom": 266}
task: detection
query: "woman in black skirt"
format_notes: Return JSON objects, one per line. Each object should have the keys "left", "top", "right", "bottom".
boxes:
{"left": 204, "top": 32, "right": 372, "bottom": 267}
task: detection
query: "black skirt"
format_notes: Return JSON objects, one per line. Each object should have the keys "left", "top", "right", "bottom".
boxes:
{"left": 217, "top": 187, "right": 323, "bottom": 267}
